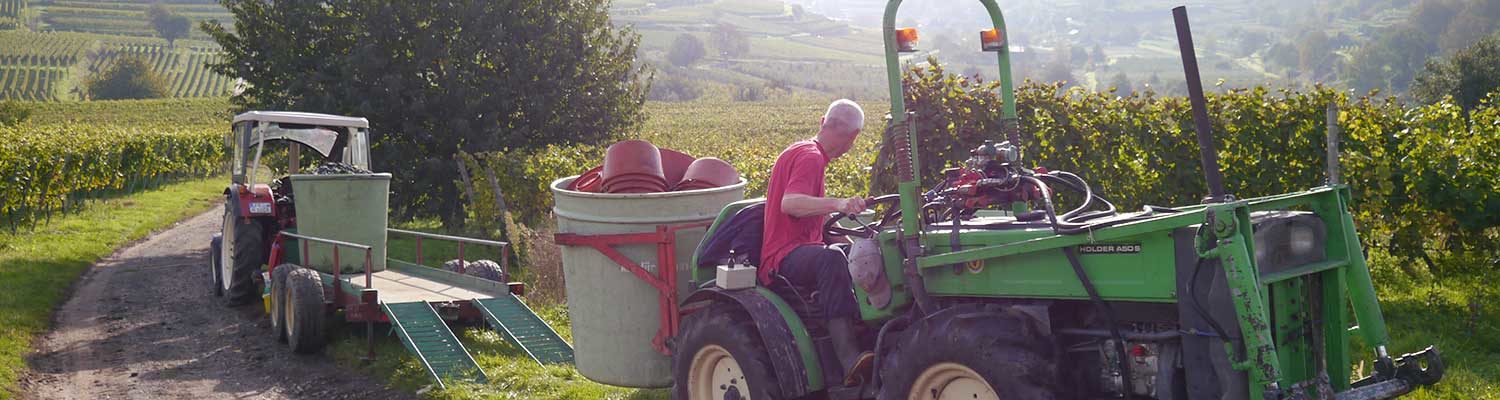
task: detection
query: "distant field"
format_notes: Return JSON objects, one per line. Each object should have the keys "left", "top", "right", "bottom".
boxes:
{"left": 31, "top": 0, "right": 231, "bottom": 41}
{"left": 0, "top": 30, "right": 234, "bottom": 100}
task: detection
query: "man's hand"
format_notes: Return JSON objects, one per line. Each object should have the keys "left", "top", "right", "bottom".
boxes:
{"left": 835, "top": 196, "right": 867, "bottom": 214}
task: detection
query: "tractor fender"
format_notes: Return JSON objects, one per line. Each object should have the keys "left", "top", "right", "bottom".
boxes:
{"left": 224, "top": 183, "right": 275, "bottom": 218}
{"left": 680, "top": 286, "right": 825, "bottom": 397}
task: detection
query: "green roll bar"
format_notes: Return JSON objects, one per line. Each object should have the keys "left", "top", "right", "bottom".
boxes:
{"left": 882, "top": 0, "right": 1019, "bottom": 235}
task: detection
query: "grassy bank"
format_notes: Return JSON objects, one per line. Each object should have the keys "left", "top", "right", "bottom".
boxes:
{"left": 0, "top": 176, "right": 224, "bottom": 397}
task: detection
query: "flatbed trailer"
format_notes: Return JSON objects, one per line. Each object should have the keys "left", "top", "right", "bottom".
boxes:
{"left": 271, "top": 229, "right": 574, "bottom": 390}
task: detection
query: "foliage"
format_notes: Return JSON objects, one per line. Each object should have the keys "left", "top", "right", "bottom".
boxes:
{"left": 1343, "top": 26, "right": 1435, "bottom": 93}
{"left": 146, "top": 3, "right": 191, "bottom": 47}
{"left": 667, "top": 33, "right": 706, "bottom": 67}
{"left": 871, "top": 58, "right": 1500, "bottom": 274}
{"left": 85, "top": 57, "right": 169, "bottom": 100}
{"left": 0, "top": 120, "right": 222, "bottom": 231}
{"left": 1412, "top": 34, "right": 1500, "bottom": 110}
{"left": 731, "top": 84, "right": 767, "bottom": 101}
{"left": 0, "top": 100, "right": 28, "bottom": 127}
{"left": 646, "top": 74, "right": 703, "bottom": 102}
{"left": 709, "top": 23, "right": 750, "bottom": 58}
{"left": 204, "top": 0, "right": 651, "bottom": 226}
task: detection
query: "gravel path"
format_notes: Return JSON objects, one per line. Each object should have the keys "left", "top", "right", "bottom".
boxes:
{"left": 21, "top": 209, "right": 415, "bottom": 399}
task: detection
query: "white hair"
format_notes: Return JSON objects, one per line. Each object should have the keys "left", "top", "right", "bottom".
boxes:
{"left": 821, "top": 99, "right": 864, "bottom": 136}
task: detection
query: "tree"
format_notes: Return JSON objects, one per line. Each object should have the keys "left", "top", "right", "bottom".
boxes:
{"left": 1413, "top": 34, "right": 1500, "bottom": 110}
{"left": 1107, "top": 72, "right": 1131, "bottom": 93}
{"left": 667, "top": 33, "right": 706, "bottom": 67}
{"left": 1343, "top": 26, "right": 1435, "bottom": 93}
{"left": 203, "top": 1, "right": 650, "bottom": 225}
{"left": 1042, "top": 60, "right": 1075, "bottom": 87}
{"left": 147, "top": 3, "right": 191, "bottom": 47}
{"left": 86, "top": 57, "right": 169, "bottom": 100}
{"left": 710, "top": 23, "right": 750, "bottom": 58}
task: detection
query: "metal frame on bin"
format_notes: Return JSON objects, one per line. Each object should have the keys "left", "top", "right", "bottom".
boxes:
{"left": 553, "top": 221, "right": 711, "bottom": 355}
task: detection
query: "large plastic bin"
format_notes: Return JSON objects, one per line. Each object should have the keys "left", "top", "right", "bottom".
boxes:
{"left": 551, "top": 176, "right": 745, "bottom": 388}
{"left": 290, "top": 173, "right": 391, "bottom": 273}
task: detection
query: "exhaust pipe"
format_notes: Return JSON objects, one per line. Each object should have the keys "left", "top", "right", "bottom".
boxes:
{"left": 1172, "top": 6, "right": 1228, "bottom": 203}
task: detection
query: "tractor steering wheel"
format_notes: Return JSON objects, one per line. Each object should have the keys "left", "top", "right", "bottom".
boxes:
{"left": 824, "top": 194, "right": 902, "bottom": 239}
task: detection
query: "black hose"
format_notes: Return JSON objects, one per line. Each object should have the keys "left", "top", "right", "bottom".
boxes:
{"left": 1063, "top": 246, "right": 1132, "bottom": 393}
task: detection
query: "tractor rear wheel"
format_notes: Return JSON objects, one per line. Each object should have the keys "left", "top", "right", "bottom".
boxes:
{"left": 269, "top": 264, "right": 295, "bottom": 343}
{"left": 224, "top": 211, "right": 266, "bottom": 306}
{"left": 672, "top": 306, "right": 784, "bottom": 400}
{"left": 877, "top": 304, "right": 1057, "bottom": 400}
{"left": 209, "top": 234, "right": 223, "bottom": 297}
{"left": 285, "top": 267, "right": 328, "bottom": 354}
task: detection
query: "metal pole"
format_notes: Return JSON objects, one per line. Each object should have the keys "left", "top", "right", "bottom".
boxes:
{"left": 457, "top": 242, "right": 466, "bottom": 274}
{"left": 415, "top": 237, "right": 423, "bottom": 266}
{"left": 1326, "top": 103, "right": 1342, "bottom": 185}
{"left": 1173, "top": 6, "right": 1228, "bottom": 203}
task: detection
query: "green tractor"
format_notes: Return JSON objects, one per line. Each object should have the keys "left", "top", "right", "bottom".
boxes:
{"left": 670, "top": 3, "right": 1443, "bottom": 400}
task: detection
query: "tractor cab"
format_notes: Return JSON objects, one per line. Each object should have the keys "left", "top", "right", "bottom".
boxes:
{"left": 228, "top": 111, "right": 371, "bottom": 186}
{"left": 215, "top": 111, "right": 374, "bottom": 306}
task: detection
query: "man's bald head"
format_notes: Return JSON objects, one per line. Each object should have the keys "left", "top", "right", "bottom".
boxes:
{"left": 816, "top": 99, "right": 864, "bottom": 159}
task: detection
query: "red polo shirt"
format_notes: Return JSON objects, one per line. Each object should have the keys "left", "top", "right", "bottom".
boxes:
{"left": 760, "top": 139, "right": 829, "bottom": 284}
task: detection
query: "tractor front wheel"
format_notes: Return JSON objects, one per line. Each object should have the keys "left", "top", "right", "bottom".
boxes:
{"left": 285, "top": 267, "right": 327, "bottom": 354}
{"left": 877, "top": 304, "right": 1057, "bottom": 400}
{"left": 672, "top": 306, "right": 784, "bottom": 400}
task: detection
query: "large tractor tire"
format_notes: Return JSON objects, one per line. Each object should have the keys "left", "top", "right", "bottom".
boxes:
{"left": 269, "top": 264, "right": 296, "bottom": 343}
{"left": 672, "top": 306, "right": 784, "bottom": 400}
{"left": 285, "top": 267, "right": 328, "bottom": 354}
{"left": 209, "top": 234, "right": 223, "bottom": 297}
{"left": 877, "top": 304, "right": 1057, "bottom": 400}
{"left": 223, "top": 209, "right": 267, "bottom": 306}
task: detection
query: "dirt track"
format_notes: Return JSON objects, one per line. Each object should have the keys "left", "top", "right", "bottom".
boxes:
{"left": 21, "top": 210, "right": 415, "bottom": 399}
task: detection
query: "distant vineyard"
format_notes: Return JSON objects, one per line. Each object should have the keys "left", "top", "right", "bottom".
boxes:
{"left": 32, "top": 0, "right": 232, "bottom": 41}
{"left": 0, "top": 121, "right": 222, "bottom": 231}
{"left": 0, "top": 67, "right": 64, "bottom": 101}
{"left": 0, "top": 0, "right": 23, "bottom": 29}
{"left": 0, "top": 30, "right": 235, "bottom": 100}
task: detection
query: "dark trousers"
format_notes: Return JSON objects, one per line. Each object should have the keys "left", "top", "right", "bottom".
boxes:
{"left": 778, "top": 244, "right": 858, "bottom": 320}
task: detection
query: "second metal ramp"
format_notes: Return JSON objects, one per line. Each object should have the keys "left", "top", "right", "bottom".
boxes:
{"left": 382, "top": 301, "right": 487, "bottom": 389}
{"left": 473, "top": 295, "right": 575, "bottom": 365}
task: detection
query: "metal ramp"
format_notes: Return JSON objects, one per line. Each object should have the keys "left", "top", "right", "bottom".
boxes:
{"left": 382, "top": 301, "right": 487, "bottom": 389}
{"left": 473, "top": 295, "right": 575, "bottom": 365}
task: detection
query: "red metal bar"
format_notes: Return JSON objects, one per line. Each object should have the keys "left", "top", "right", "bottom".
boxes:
{"left": 364, "top": 248, "right": 372, "bottom": 288}
{"left": 552, "top": 221, "right": 710, "bottom": 355}
{"left": 332, "top": 246, "right": 341, "bottom": 308}
{"left": 415, "top": 237, "right": 424, "bottom": 266}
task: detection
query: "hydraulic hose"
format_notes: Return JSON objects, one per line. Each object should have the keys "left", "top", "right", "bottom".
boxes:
{"left": 1063, "top": 246, "right": 1132, "bottom": 395}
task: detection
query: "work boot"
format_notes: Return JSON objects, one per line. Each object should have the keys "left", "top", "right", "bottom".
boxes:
{"left": 828, "top": 318, "right": 874, "bottom": 386}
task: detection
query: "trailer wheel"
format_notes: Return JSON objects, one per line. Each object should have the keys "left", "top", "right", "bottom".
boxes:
{"left": 464, "top": 259, "right": 505, "bottom": 282}
{"left": 269, "top": 264, "right": 296, "bottom": 343}
{"left": 225, "top": 212, "right": 266, "bottom": 306}
{"left": 285, "top": 267, "right": 327, "bottom": 354}
{"left": 209, "top": 234, "right": 223, "bottom": 297}
{"left": 877, "top": 305, "right": 1056, "bottom": 400}
{"left": 672, "top": 306, "right": 784, "bottom": 400}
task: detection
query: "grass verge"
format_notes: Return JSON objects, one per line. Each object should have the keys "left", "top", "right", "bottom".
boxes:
{"left": 328, "top": 302, "right": 668, "bottom": 399}
{"left": 0, "top": 176, "right": 225, "bottom": 398}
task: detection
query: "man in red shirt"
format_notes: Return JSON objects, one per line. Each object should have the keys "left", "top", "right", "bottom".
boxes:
{"left": 761, "top": 99, "right": 871, "bottom": 385}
